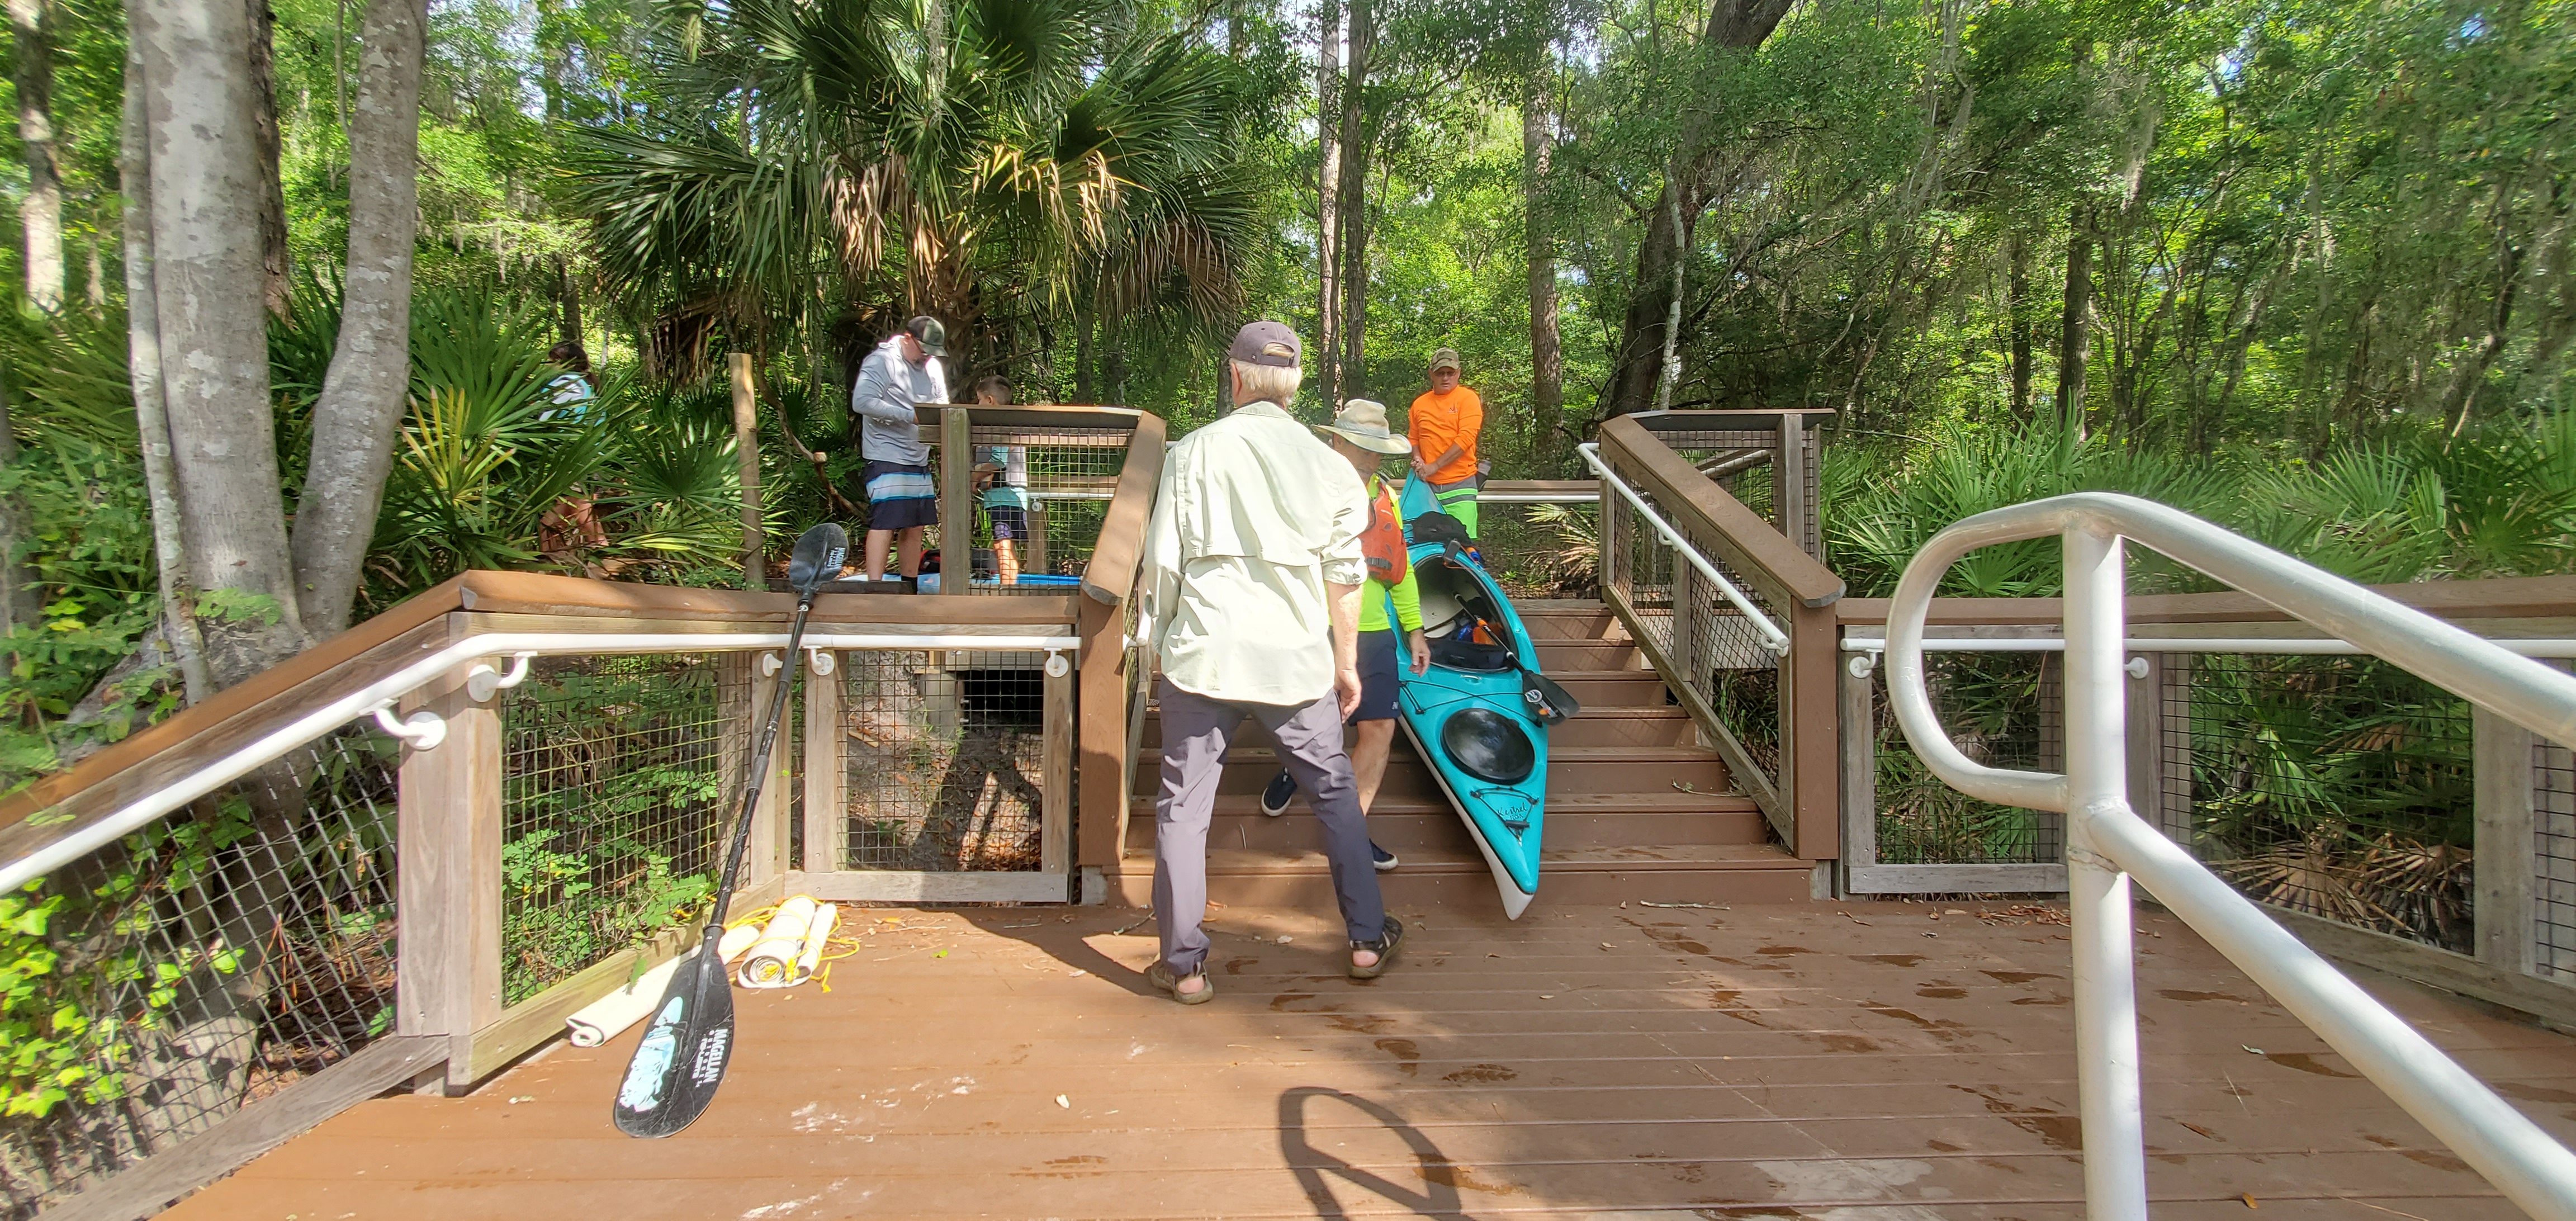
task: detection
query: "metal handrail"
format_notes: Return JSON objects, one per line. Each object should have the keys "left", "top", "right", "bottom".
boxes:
{"left": 0, "top": 630, "right": 1080, "bottom": 895}
{"left": 1882, "top": 491, "right": 2576, "bottom": 1221}
{"left": 1575, "top": 442, "right": 1790, "bottom": 655}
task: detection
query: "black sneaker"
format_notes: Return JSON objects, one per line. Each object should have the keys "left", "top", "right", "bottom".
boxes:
{"left": 1259, "top": 769, "right": 1296, "bottom": 817}
{"left": 1371, "top": 841, "right": 1399, "bottom": 872}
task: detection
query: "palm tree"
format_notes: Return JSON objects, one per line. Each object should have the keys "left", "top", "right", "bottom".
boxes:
{"left": 569, "top": 0, "right": 1258, "bottom": 385}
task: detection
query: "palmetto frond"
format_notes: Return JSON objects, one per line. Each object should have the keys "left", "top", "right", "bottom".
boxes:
{"left": 571, "top": 0, "right": 1255, "bottom": 370}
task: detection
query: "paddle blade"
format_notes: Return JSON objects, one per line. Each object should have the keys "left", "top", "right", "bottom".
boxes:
{"left": 611, "top": 931, "right": 738, "bottom": 1138}
{"left": 1520, "top": 669, "right": 1580, "bottom": 727}
{"left": 787, "top": 523, "right": 850, "bottom": 594}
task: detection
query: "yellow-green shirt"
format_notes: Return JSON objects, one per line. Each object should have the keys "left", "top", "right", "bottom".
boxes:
{"left": 1360, "top": 473, "right": 1422, "bottom": 636}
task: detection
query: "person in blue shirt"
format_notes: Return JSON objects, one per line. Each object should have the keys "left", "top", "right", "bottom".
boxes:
{"left": 970, "top": 376, "right": 1030, "bottom": 584}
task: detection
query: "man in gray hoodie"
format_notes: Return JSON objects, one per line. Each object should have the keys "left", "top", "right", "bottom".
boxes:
{"left": 849, "top": 316, "right": 949, "bottom": 580}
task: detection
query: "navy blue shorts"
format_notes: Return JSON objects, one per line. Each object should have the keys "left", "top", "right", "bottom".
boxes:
{"left": 861, "top": 461, "right": 937, "bottom": 531}
{"left": 1349, "top": 629, "right": 1400, "bottom": 725}
{"left": 986, "top": 505, "right": 1029, "bottom": 542}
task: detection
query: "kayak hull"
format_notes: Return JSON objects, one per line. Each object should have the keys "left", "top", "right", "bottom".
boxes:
{"left": 1393, "top": 533, "right": 1550, "bottom": 919}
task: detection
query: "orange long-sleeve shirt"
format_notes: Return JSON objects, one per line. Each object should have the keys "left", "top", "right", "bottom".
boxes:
{"left": 1409, "top": 386, "right": 1483, "bottom": 484}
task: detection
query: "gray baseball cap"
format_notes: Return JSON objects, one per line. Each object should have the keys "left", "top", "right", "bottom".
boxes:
{"left": 906, "top": 315, "right": 947, "bottom": 356}
{"left": 1227, "top": 320, "right": 1301, "bottom": 368}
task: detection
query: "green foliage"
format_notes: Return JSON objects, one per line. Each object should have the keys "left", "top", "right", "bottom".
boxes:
{"left": 496, "top": 657, "right": 729, "bottom": 1002}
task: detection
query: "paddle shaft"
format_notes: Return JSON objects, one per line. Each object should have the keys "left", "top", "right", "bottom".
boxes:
{"left": 704, "top": 590, "right": 817, "bottom": 933}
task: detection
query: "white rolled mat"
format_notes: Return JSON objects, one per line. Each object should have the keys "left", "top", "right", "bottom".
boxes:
{"left": 565, "top": 924, "right": 761, "bottom": 1048}
{"left": 738, "top": 897, "right": 837, "bottom": 988}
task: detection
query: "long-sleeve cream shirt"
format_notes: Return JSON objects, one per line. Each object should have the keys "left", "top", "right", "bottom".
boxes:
{"left": 1140, "top": 400, "right": 1369, "bottom": 707}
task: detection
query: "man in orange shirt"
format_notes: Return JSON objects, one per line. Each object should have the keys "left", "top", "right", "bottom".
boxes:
{"left": 1408, "top": 348, "right": 1483, "bottom": 537}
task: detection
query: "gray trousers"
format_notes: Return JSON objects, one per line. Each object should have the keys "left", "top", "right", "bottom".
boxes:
{"left": 1153, "top": 679, "right": 1386, "bottom": 976}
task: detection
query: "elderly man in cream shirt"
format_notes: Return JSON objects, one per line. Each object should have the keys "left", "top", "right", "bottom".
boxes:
{"left": 1137, "top": 320, "right": 1404, "bottom": 1004}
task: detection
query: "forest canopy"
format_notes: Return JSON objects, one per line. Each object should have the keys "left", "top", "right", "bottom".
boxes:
{"left": 0, "top": 0, "right": 2569, "bottom": 779}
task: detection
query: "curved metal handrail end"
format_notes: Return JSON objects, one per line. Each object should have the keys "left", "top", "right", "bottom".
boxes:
{"left": 1881, "top": 502, "right": 2074, "bottom": 812}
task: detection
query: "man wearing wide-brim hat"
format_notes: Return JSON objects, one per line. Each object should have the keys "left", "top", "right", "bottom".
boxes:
{"left": 1137, "top": 323, "right": 1407, "bottom": 1005}
{"left": 1257, "top": 400, "right": 1431, "bottom": 877}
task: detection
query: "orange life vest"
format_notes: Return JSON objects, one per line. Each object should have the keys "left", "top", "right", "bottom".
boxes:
{"left": 1360, "top": 480, "right": 1407, "bottom": 585}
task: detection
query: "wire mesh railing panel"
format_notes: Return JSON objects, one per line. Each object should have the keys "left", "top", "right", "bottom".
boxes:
{"left": 0, "top": 729, "right": 400, "bottom": 1218}
{"left": 2534, "top": 737, "right": 2576, "bottom": 978}
{"left": 2161, "top": 654, "right": 2474, "bottom": 953}
{"left": 499, "top": 654, "right": 742, "bottom": 1005}
{"left": 1601, "top": 445, "right": 1787, "bottom": 801}
{"left": 1868, "top": 655, "right": 2066, "bottom": 865}
{"left": 841, "top": 650, "right": 1051, "bottom": 872}
{"left": 954, "top": 425, "right": 1130, "bottom": 591}
{"left": 1475, "top": 501, "right": 1600, "bottom": 599}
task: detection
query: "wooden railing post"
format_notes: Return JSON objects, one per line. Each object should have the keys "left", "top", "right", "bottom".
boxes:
{"left": 1773, "top": 411, "right": 1808, "bottom": 559}
{"left": 728, "top": 651, "right": 790, "bottom": 891}
{"left": 802, "top": 652, "right": 844, "bottom": 874}
{"left": 1073, "top": 412, "right": 1166, "bottom": 892}
{"left": 940, "top": 406, "right": 974, "bottom": 594}
{"left": 395, "top": 646, "right": 502, "bottom": 1094}
{"left": 1782, "top": 599, "right": 1839, "bottom": 862}
{"left": 2476, "top": 702, "right": 2540, "bottom": 976}
{"left": 1836, "top": 641, "right": 1878, "bottom": 896}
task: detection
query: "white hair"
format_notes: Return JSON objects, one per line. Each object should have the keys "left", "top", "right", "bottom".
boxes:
{"left": 1229, "top": 358, "right": 1304, "bottom": 409}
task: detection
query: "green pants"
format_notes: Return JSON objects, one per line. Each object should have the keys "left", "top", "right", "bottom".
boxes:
{"left": 1431, "top": 480, "right": 1479, "bottom": 538}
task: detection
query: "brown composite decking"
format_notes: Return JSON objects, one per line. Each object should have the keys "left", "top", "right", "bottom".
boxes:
{"left": 168, "top": 901, "right": 2576, "bottom": 1219}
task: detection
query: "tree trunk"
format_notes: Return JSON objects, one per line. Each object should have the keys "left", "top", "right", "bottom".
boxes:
{"left": 246, "top": 0, "right": 291, "bottom": 316}
{"left": 289, "top": 0, "right": 424, "bottom": 637}
{"left": 136, "top": 0, "right": 311, "bottom": 686}
{"left": 122, "top": 9, "right": 213, "bottom": 703}
{"left": 2055, "top": 208, "right": 2093, "bottom": 441}
{"left": 0, "top": 381, "right": 44, "bottom": 632}
{"left": 1523, "top": 66, "right": 1564, "bottom": 468}
{"left": 1314, "top": 0, "right": 1340, "bottom": 409}
{"left": 9, "top": 0, "right": 60, "bottom": 311}
{"left": 2007, "top": 231, "right": 2033, "bottom": 419}
{"left": 1073, "top": 297, "right": 1094, "bottom": 401}
{"left": 1334, "top": 0, "right": 1372, "bottom": 400}
{"left": 1600, "top": 0, "right": 1799, "bottom": 418}
{"left": 559, "top": 258, "right": 581, "bottom": 343}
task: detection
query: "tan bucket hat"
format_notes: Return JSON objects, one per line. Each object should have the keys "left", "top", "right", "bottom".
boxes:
{"left": 1317, "top": 399, "right": 1413, "bottom": 455}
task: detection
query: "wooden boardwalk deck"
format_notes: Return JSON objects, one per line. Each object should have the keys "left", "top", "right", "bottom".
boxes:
{"left": 167, "top": 901, "right": 2576, "bottom": 1219}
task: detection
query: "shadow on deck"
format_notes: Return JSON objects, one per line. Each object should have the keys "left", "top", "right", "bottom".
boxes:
{"left": 165, "top": 901, "right": 2576, "bottom": 1219}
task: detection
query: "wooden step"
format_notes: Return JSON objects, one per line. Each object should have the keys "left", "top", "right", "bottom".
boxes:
{"left": 1130, "top": 744, "right": 1727, "bottom": 796}
{"left": 1540, "top": 668, "right": 1671, "bottom": 706}
{"left": 1530, "top": 638, "right": 1640, "bottom": 669}
{"left": 1121, "top": 789, "right": 1769, "bottom": 854}
{"left": 1137, "top": 703, "right": 1698, "bottom": 749}
{"left": 1108, "top": 843, "right": 1813, "bottom": 910}
{"left": 1514, "top": 601, "right": 1623, "bottom": 640}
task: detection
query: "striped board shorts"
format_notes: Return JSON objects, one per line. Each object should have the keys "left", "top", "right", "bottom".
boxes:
{"left": 861, "top": 460, "right": 938, "bottom": 531}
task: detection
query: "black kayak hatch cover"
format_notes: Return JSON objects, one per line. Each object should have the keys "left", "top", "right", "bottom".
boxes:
{"left": 1442, "top": 707, "right": 1536, "bottom": 784}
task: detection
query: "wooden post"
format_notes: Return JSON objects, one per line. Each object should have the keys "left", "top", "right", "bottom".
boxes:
{"left": 2123, "top": 652, "right": 2180, "bottom": 846}
{"left": 1774, "top": 411, "right": 1807, "bottom": 557}
{"left": 395, "top": 649, "right": 502, "bottom": 1093}
{"left": 1782, "top": 598, "right": 1840, "bottom": 860}
{"left": 729, "top": 652, "right": 790, "bottom": 890}
{"left": 1836, "top": 648, "right": 1877, "bottom": 895}
{"left": 1075, "top": 597, "right": 1130, "bottom": 872}
{"left": 939, "top": 406, "right": 974, "bottom": 594}
{"left": 730, "top": 353, "right": 765, "bottom": 588}
{"left": 2476, "top": 702, "right": 2540, "bottom": 976}
{"left": 1042, "top": 652, "right": 1074, "bottom": 881}
{"left": 802, "top": 651, "right": 844, "bottom": 874}
{"left": 1669, "top": 556, "right": 1698, "bottom": 706}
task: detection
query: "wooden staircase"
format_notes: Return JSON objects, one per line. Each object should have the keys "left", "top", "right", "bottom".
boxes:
{"left": 1110, "top": 600, "right": 1817, "bottom": 912}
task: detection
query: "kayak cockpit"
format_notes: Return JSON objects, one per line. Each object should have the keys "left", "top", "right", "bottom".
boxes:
{"left": 1415, "top": 552, "right": 1524, "bottom": 674}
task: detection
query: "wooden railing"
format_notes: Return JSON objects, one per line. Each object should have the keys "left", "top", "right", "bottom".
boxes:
{"left": 1836, "top": 575, "right": 2576, "bottom": 1029}
{"left": 0, "top": 403, "right": 1171, "bottom": 1218}
{"left": 1594, "top": 415, "right": 1845, "bottom": 860}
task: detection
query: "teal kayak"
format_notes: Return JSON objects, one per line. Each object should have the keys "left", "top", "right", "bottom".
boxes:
{"left": 1392, "top": 477, "right": 1578, "bottom": 919}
